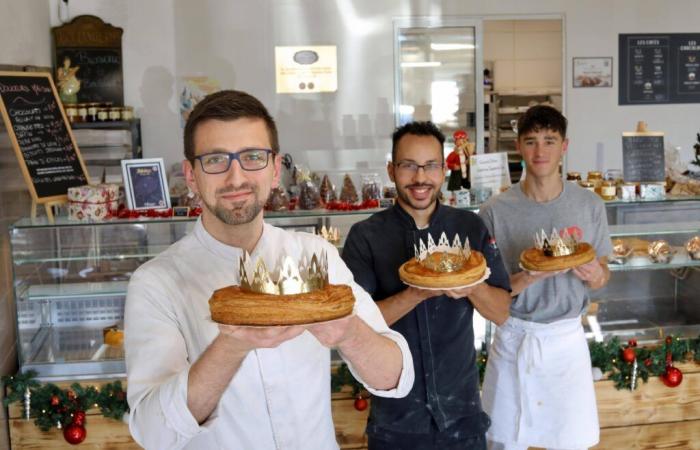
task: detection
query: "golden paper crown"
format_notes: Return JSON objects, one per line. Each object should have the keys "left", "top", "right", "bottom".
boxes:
{"left": 534, "top": 228, "right": 578, "bottom": 257}
{"left": 413, "top": 232, "right": 471, "bottom": 273}
{"left": 315, "top": 225, "right": 340, "bottom": 245}
{"left": 239, "top": 251, "right": 328, "bottom": 295}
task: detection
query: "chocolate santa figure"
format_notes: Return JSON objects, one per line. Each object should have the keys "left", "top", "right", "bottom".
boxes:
{"left": 446, "top": 130, "right": 475, "bottom": 195}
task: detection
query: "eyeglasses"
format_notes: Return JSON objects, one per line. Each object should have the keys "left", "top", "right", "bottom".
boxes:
{"left": 393, "top": 161, "right": 444, "bottom": 175}
{"left": 193, "top": 149, "right": 274, "bottom": 174}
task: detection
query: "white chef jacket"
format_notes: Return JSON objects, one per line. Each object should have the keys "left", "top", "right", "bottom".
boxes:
{"left": 124, "top": 219, "right": 414, "bottom": 450}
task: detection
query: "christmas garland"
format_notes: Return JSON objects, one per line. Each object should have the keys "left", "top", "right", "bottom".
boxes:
{"left": 1, "top": 370, "right": 128, "bottom": 444}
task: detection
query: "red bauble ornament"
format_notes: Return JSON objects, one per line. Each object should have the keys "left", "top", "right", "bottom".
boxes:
{"left": 627, "top": 339, "right": 637, "bottom": 348}
{"left": 63, "top": 423, "right": 87, "bottom": 445}
{"left": 622, "top": 347, "right": 636, "bottom": 363}
{"left": 665, "top": 336, "right": 673, "bottom": 345}
{"left": 662, "top": 366, "right": 683, "bottom": 388}
{"left": 353, "top": 396, "right": 368, "bottom": 411}
{"left": 50, "top": 395, "right": 60, "bottom": 407}
{"left": 644, "top": 358, "right": 652, "bottom": 367}
{"left": 72, "top": 411, "right": 86, "bottom": 426}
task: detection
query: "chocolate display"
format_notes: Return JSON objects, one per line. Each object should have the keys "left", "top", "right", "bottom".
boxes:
{"left": 299, "top": 180, "right": 321, "bottom": 210}
{"left": 339, "top": 174, "right": 359, "bottom": 204}
{"left": 319, "top": 174, "right": 337, "bottom": 204}
{"left": 265, "top": 187, "right": 289, "bottom": 211}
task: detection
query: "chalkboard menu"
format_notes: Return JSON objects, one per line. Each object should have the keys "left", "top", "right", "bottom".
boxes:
{"left": 0, "top": 72, "right": 89, "bottom": 202}
{"left": 622, "top": 132, "right": 665, "bottom": 182}
{"left": 52, "top": 15, "right": 124, "bottom": 105}
{"left": 619, "top": 33, "right": 700, "bottom": 105}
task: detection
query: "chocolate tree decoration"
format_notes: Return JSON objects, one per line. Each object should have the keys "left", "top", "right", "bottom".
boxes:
{"left": 319, "top": 175, "right": 337, "bottom": 204}
{"left": 339, "top": 174, "right": 359, "bottom": 204}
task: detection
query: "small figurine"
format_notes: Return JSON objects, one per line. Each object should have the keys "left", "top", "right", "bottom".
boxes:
{"left": 692, "top": 133, "right": 700, "bottom": 168}
{"left": 56, "top": 56, "right": 81, "bottom": 104}
{"left": 446, "top": 130, "right": 475, "bottom": 199}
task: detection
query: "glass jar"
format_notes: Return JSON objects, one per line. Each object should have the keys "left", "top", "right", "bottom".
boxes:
{"left": 579, "top": 181, "right": 595, "bottom": 192}
{"left": 65, "top": 105, "right": 78, "bottom": 123}
{"left": 97, "top": 107, "right": 109, "bottom": 122}
{"left": 122, "top": 106, "right": 134, "bottom": 121}
{"left": 600, "top": 180, "right": 617, "bottom": 200}
{"left": 108, "top": 107, "right": 122, "bottom": 121}
{"left": 361, "top": 173, "right": 382, "bottom": 202}
{"left": 566, "top": 171, "right": 582, "bottom": 182}
{"left": 87, "top": 103, "right": 99, "bottom": 122}
{"left": 605, "top": 169, "right": 623, "bottom": 183}
{"left": 76, "top": 103, "right": 88, "bottom": 122}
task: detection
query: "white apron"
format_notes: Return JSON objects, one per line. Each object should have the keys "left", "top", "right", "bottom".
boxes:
{"left": 481, "top": 316, "right": 599, "bottom": 450}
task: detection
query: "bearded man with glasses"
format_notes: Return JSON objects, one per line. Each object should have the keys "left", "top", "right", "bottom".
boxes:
{"left": 342, "top": 121, "right": 512, "bottom": 450}
{"left": 124, "top": 90, "right": 414, "bottom": 449}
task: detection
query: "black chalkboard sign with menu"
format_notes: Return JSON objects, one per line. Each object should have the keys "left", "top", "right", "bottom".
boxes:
{"left": 0, "top": 72, "right": 89, "bottom": 205}
{"left": 619, "top": 33, "right": 700, "bottom": 105}
{"left": 622, "top": 131, "right": 665, "bottom": 182}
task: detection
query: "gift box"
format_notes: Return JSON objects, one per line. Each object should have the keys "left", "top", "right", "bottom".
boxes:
{"left": 67, "top": 184, "right": 119, "bottom": 221}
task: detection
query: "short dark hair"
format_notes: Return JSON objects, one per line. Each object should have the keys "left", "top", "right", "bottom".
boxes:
{"left": 517, "top": 105, "right": 567, "bottom": 139}
{"left": 183, "top": 90, "right": 279, "bottom": 161}
{"left": 391, "top": 121, "right": 445, "bottom": 161}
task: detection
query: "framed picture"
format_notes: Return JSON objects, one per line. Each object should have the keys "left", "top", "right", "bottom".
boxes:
{"left": 121, "top": 158, "right": 171, "bottom": 210}
{"left": 573, "top": 57, "right": 613, "bottom": 88}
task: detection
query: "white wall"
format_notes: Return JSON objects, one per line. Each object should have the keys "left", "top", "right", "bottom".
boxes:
{"left": 48, "top": 0, "right": 181, "bottom": 171}
{"left": 31, "top": 0, "right": 700, "bottom": 176}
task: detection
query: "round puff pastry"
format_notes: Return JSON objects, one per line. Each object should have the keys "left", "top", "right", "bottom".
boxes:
{"left": 209, "top": 284, "right": 355, "bottom": 326}
{"left": 399, "top": 251, "right": 487, "bottom": 289}
{"left": 519, "top": 242, "right": 596, "bottom": 272}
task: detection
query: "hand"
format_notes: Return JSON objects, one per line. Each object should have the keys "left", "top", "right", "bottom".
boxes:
{"left": 441, "top": 282, "right": 482, "bottom": 299}
{"left": 305, "top": 314, "right": 359, "bottom": 348}
{"left": 572, "top": 259, "right": 605, "bottom": 283}
{"left": 523, "top": 267, "right": 569, "bottom": 281}
{"left": 404, "top": 286, "right": 441, "bottom": 303}
{"left": 217, "top": 324, "right": 305, "bottom": 354}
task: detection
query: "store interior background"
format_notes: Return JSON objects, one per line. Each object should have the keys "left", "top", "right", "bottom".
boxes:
{"left": 2, "top": 0, "right": 700, "bottom": 446}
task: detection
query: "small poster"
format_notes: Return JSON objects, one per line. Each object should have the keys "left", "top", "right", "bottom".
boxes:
{"left": 275, "top": 46, "right": 338, "bottom": 93}
{"left": 573, "top": 57, "right": 613, "bottom": 88}
{"left": 469, "top": 152, "right": 511, "bottom": 194}
{"left": 121, "top": 158, "right": 171, "bottom": 210}
{"left": 179, "top": 76, "right": 220, "bottom": 127}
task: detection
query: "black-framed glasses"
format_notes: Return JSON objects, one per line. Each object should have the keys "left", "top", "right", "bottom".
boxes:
{"left": 194, "top": 148, "right": 274, "bottom": 174}
{"left": 393, "top": 161, "right": 444, "bottom": 175}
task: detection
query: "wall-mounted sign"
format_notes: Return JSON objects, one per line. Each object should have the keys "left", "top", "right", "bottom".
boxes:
{"left": 52, "top": 15, "right": 124, "bottom": 106}
{"left": 275, "top": 46, "right": 337, "bottom": 93}
{"left": 619, "top": 33, "right": 700, "bottom": 105}
{"left": 573, "top": 57, "right": 613, "bottom": 88}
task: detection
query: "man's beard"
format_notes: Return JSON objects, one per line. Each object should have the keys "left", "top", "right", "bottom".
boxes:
{"left": 202, "top": 183, "right": 266, "bottom": 225}
{"left": 396, "top": 182, "right": 440, "bottom": 210}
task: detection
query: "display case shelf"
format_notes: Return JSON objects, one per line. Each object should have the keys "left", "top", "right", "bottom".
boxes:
{"left": 20, "top": 281, "right": 128, "bottom": 301}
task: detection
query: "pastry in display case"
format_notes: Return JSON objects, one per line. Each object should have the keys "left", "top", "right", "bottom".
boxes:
{"left": 586, "top": 221, "right": 700, "bottom": 344}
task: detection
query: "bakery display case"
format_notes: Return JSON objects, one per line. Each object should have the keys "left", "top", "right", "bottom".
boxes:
{"left": 9, "top": 216, "right": 194, "bottom": 380}
{"left": 588, "top": 221, "right": 700, "bottom": 344}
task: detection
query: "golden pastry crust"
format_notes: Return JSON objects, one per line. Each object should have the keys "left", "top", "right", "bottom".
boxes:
{"left": 519, "top": 242, "right": 596, "bottom": 272}
{"left": 209, "top": 284, "right": 355, "bottom": 326}
{"left": 399, "top": 251, "right": 487, "bottom": 288}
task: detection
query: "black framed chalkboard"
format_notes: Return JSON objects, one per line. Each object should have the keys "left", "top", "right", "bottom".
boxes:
{"left": 0, "top": 72, "right": 89, "bottom": 203}
{"left": 622, "top": 132, "right": 665, "bottom": 182}
{"left": 619, "top": 33, "right": 700, "bottom": 105}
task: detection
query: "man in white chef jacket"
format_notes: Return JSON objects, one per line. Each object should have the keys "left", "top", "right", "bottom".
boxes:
{"left": 479, "top": 105, "right": 612, "bottom": 450}
{"left": 124, "top": 90, "right": 414, "bottom": 450}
